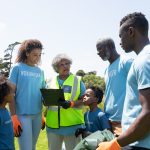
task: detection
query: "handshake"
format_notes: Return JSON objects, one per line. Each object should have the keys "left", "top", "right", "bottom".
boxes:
{"left": 58, "top": 100, "right": 74, "bottom": 109}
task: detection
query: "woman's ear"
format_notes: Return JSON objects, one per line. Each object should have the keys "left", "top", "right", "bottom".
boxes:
{"left": 26, "top": 52, "right": 29, "bottom": 57}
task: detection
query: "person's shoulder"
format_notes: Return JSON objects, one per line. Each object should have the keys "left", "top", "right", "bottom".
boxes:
{"left": 97, "top": 108, "right": 105, "bottom": 116}
{"left": 84, "top": 110, "right": 89, "bottom": 116}
{"left": 138, "top": 44, "right": 150, "bottom": 57}
{"left": 134, "top": 54, "right": 150, "bottom": 71}
{"left": 143, "top": 44, "right": 150, "bottom": 53}
{"left": 10, "top": 63, "right": 22, "bottom": 72}
{"left": 119, "top": 54, "right": 134, "bottom": 71}
{"left": 12, "top": 62, "right": 22, "bottom": 68}
{"left": 38, "top": 66, "right": 45, "bottom": 72}
{"left": 120, "top": 54, "right": 134, "bottom": 64}
{"left": 134, "top": 45, "right": 150, "bottom": 66}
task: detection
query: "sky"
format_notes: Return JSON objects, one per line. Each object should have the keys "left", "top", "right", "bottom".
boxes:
{"left": 0, "top": 0, "right": 150, "bottom": 79}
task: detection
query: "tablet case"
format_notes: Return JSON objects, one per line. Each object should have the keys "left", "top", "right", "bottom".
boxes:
{"left": 40, "top": 89, "right": 65, "bottom": 106}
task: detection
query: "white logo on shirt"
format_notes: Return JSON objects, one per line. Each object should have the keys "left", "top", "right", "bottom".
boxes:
{"left": 21, "top": 71, "right": 40, "bottom": 78}
{"left": 5, "top": 119, "right": 12, "bottom": 124}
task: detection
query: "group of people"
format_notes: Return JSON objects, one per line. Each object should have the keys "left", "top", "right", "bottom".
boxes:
{"left": 0, "top": 11, "right": 150, "bottom": 150}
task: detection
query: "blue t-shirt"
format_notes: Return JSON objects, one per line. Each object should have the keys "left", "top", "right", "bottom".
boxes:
{"left": 84, "top": 107, "right": 110, "bottom": 132}
{"left": 0, "top": 108, "right": 14, "bottom": 150}
{"left": 104, "top": 56, "right": 133, "bottom": 121}
{"left": 47, "top": 76, "right": 86, "bottom": 135}
{"left": 122, "top": 45, "right": 150, "bottom": 149}
{"left": 9, "top": 63, "right": 45, "bottom": 115}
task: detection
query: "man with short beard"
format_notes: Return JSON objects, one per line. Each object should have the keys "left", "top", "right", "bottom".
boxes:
{"left": 96, "top": 38, "right": 133, "bottom": 137}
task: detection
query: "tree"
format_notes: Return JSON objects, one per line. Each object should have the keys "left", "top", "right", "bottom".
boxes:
{"left": 0, "top": 42, "right": 21, "bottom": 77}
{"left": 76, "top": 69, "right": 105, "bottom": 91}
{"left": 87, "top": 71, "right": 97, "bottom": 75}
{"left": 76, "top": 69, "right": 86, "bottom": 77}
{"left": 76, "top": 70, "right": 105, "bottom": 111}
{"left": 82, "top": 74, "right": 105, "bottom": 91}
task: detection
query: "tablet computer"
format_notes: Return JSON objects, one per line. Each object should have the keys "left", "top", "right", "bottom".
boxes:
{"left": 40, "top": 89, "right": 65, "bottom": 106}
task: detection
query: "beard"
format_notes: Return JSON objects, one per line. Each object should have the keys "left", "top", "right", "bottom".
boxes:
{"left": 102, "top": 56, "right": 109, "bottom": 61}
{"left": 102, "top": 51, "right": 110, "bottom": 61}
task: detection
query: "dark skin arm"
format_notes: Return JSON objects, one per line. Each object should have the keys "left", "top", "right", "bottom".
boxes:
{"left": 9, "top": 98, "right": 16, "bottom": 115}
{"left": 117, "top": 88, "right": 150, "bottom": 146}
{"left": 8, "top": 84, "right": 16, "bottom": 115}
{"left": 73, "top": 98, "right": 84, "bottom": 107}
{"left": 73, "top": 94, "right": 85, "bottom": 107}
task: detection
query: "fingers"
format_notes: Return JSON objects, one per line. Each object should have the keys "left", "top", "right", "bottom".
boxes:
{"left": 14, "top": 125, "right": 23, "bottom": 137}
{"left": 75, "top": 129, "right": 80, "bottom": 137}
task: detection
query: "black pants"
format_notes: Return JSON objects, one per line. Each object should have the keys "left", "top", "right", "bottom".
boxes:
{"left": 123, "top": 146, "right": 150, "bottom": 150}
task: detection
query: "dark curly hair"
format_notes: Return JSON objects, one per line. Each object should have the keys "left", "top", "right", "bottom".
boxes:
{"left": 88, "top": 86, "right": 103, "bottom": 104}
{"left": 120, "top": 12, "right": 148, "bottom": 36}
{"left": 0, "top": 82, "right": 11, "bottom": 104}
{"left": 15, "top": 39, "right": 43, "bottom": 63}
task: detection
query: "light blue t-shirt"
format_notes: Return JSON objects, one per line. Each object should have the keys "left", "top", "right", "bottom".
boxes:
{"left": 122, "top": 45, "right": 150, "bottom": 149}
{"left": 84, "top": 107, "right": 110, "bottom": 132}
{"left": 47, "top": 75, "right": 86, "bottom": 135}
{"left": 9, "top": 63, "right": 45, "bottom": 115}
{"left": 104, "top": 56, "right": 133, "bottom": 122}
{"left": 0, "top": 108, "right": 14, "bottom": 150}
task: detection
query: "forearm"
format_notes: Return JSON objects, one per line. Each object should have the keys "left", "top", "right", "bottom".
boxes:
{"left": 74, "top": 99, "right": 84, "bottom": 107}
{"left": 117, "top": 110, "right": 150, "bottom": 146}
{"left": 9, "top": 97, "right": 16, "bottom": 115}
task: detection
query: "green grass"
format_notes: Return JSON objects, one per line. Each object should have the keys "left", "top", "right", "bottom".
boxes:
{"left": 15, "top": 129, "right": 48, "bottom": 150}
{"left": 14, "top": 103, "right": 104, "bottom": 150}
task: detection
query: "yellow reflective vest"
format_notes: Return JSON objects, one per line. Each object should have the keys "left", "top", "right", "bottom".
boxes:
{"left": 46, "top": 74, "right": 84, "bottom": 128}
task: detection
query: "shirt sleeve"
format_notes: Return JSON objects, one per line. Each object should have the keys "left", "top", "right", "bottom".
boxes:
{"left": 135, "top": 59, "right": 150, "bottom": 90}
{"left": 98, "top": 112, "right": 111, "bottom": 130}
{"left": 8, "top": 66, "right": 19, "bottom": 86}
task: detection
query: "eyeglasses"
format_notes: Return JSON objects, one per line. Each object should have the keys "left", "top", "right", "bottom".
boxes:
{"left": 58, "top": 62, "right": 70, "bottom": 67}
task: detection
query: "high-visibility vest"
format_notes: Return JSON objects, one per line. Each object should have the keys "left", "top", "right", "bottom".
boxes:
{"left": 46, "top": 74, "right": 84, "bottom": 128}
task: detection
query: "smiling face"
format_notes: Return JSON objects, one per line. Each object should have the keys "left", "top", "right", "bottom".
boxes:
{"left": 57, "top": 59, "right": 71, "bottom": 77}
{"left": 26, "top": 48, "right": 42, "bottom": 66}
{"left": 83, "top": 89, "right": 97, "bottom": 106}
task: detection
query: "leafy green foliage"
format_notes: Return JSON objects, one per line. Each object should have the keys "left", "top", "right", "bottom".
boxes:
{"left": 76, "top": 70, "right": 105, "bottom": 111}
{"left": 0, "top": 42, "right": 20, "bottom": 77}
{"left": 76, "top": 69, "right": 86, "bottom": 77}
{"left": 82, "top": 74, "right": 105, "bottom": 91}
{"left": 76, "top": 70, "right": 105, "bottom": 91}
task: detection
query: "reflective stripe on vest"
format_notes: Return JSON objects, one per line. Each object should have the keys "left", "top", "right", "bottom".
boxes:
{"left": 46, "top": 74, "right": 84, "bottom": 128}
{"left": 69, "top": 76, "right": 78, "bottom": 101}
{"left": 48, "top": 76, "right": 78, "bottom": 111}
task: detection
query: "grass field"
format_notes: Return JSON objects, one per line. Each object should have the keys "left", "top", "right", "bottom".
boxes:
{"left": 14, "top": 103, "right": 104, "bottom": 150}
{"left": 15, "top": 129, "right": 48, "bottom": 150}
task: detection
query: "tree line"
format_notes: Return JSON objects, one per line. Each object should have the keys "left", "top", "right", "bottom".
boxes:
{"left": 0, "top": 42, "right": 105, "bottom": 91}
